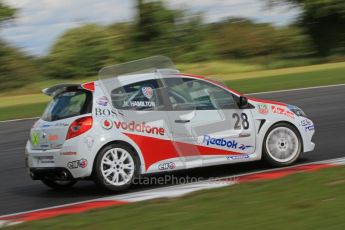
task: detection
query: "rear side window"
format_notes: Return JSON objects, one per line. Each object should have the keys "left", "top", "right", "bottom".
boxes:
{"left": 42, "top": 90, "right": 92, "bottom": 121}
{"left": 111, "top": 79, "right": 164, "bottom": 111}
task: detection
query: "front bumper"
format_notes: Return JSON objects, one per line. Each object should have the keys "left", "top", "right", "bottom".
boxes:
{"left": 297, "top": 117, "right": 316, "bottom": 153}
{"left": 304, "top": 141, "right": 315, "bottom": 153}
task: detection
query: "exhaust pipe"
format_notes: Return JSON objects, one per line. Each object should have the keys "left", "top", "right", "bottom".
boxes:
{"left": 30, "top": 171, "right": 36, "bottom": 179}
{"left": 60, "top": 171, "right": 68, "bottom": 180}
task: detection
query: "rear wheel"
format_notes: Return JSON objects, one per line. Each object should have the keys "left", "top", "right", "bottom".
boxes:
{"left": 93, "top": 144, "right": 139, "bottom": 191}
{"left": 41, "top": 179, "right": 77, "bottom": 190}
{"left": 263, "top": 123, "right": 302, "bottom": 167}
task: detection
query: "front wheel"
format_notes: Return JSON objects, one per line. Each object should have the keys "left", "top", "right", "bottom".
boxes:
{"left": 93, "top": 144, "right": 139, "bottom": 191}
{"left": 263, "top": 123, "right": 302, "bottom": 167}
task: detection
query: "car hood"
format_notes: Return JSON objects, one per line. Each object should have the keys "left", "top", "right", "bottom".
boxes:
{"left": 246, "top": 96, "right": 287, "bottom": 107}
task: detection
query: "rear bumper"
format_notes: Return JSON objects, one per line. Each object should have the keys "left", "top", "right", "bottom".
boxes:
{"left": 29, "top": 167, "right": 74, "bottom": 180}
{"left": 25, "top": 139, "right": 94, "bottom": 179}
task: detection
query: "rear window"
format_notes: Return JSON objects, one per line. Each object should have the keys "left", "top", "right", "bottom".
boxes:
{"left": 42, "top": 90, "right": 92, "bottom": 121}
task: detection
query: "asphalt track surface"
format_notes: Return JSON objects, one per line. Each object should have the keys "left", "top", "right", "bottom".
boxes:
{"left": 0, "top": 85, "right": 344, "bottom": 216}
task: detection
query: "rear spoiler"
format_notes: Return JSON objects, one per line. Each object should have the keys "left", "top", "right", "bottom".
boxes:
{"left": 42, "top": 84, "right": 81, "bottom": 96}
{"left": 42, "top": 82, "right": 95, "bottom": 96}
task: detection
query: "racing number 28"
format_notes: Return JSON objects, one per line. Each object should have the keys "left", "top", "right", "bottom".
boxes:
{"left": 233, "top": 113, "right": 249, "bottom": 130}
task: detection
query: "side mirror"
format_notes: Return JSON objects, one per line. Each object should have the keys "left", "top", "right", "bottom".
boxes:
{"left": 239, "top": 96, "right": 248, "bottom": 108}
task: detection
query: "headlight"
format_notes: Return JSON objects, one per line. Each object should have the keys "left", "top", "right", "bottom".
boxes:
{"left": 287, "top": 104, "right": 307, "bottom": 117}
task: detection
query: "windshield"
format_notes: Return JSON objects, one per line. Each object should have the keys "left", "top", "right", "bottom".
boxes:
{"left": 42, "top": 90, "right": 92, "bottom": 121}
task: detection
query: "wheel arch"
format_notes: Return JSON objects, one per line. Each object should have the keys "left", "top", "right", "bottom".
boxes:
{"left": 91, "top": 140, "right": 143, "bottom": 176}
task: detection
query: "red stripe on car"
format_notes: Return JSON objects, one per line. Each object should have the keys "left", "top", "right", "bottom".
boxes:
{"left": 124, "top": 133, "right": 242, "bottom": 170}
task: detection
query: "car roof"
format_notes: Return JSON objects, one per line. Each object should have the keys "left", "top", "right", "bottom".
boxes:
{"left": 96, "top": 70, "right": 242, "bottom": 97}
{"left": 98, "top": 69, "right": 179, "bottom": 85}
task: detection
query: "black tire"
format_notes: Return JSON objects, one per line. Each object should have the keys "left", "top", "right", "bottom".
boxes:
{"left": 41, "top": 179, "right": 77, "bottom": 190}
{"left": 262, "top": 123, "right": 302, "bottom": 167}
{"left": 93, "top": 143, "right": 139, "bottom": 191}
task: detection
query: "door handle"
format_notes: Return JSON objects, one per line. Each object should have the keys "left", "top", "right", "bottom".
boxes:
{"left": 175, "top": 119, "right": 190, "bottom": 123}
{"left": 239, "top": 133, "right": 251, "bottom": 138}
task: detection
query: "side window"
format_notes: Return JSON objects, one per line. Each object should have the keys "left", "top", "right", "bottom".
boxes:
{"left": 111, "top": 80, "right": 164, "bottom": 111}
{"left": 165, "top": 78, "right": 238, "bottom": 110}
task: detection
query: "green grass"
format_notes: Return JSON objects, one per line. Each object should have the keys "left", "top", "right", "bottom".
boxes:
{"left": 177, "top": 60, "right": 265, "bottom": 76}
{"left": 7, "top": 166, "right": 345, "bottom": 230}
{"left": 1, "top": 61, "right": 345, "bottom": 121}
{"left": 0, "top": 94, "right": 49, "bottom": 108}
{"left": 0, "top": 103, "right": 47, "bottom": 120}
{"left": 206, "top": 61, "right": 345, "bottom": 80}
{"left": 225, "top": 65, "right": 345, "bottom": 93}
{"left": 3, "top": 60, "right": 345, "bottom": 96}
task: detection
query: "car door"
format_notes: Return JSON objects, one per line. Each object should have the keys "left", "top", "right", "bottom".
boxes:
{"left": 163, "top": 77, "right": 256, "bottom": 167}
{"left": 109, "top": 78, "right": 190, "bottom": 172}
{"left": 159, "top": 77, "right": 203, "bottom": 169}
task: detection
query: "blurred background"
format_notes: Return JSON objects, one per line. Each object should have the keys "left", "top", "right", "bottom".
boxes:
{"left": 0, "top": 0, "right": 345, "bottom": 120}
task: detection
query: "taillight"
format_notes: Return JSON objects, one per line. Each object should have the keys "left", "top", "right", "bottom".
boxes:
{"left": 66, "top": 116, "right": 93, "bottom": 140}
{"left": 81, "top": 82, "right": 95, "bottom": 92}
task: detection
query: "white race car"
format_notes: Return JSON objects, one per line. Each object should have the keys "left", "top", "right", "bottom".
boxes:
{"left": 26, "top": 56, "right": 315, "bottom": 190}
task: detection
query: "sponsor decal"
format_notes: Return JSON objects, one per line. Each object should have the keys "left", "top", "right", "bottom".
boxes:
{"left": 301, "top": 119, "right": 312, "bottom": 127}
{"left": 238, "top": 144, "right": 254, "bottom": 150}
{"left": 142, "top": 87, "right": 153, "bottom": 99}
{"left": 42, "top": 123, "right": 67, "bottom": 128}
{"left": 48, "top": 135, "right": 59, "bottom": 141}
{"left": 114, "top": 121, "right": 165, "bottom": 136}
{"left": 271, "top": 106, "right": 295, "bottom": 119}
{"left": 203, "top": 135, "right": 253, "bottom": 151}
{"left": 79, "top": 159, "right": 88, "bottom": 168}
{"left": 158, "top": 162, "right": 176, "bottom": 170}
{"left": 300, "top": 119, "right": 314, "bottom": 132}
{"left": 60, "top": 151, "right": 77, "bottom": 156}
{"left": 226, "top": 155, "right": 250, "bottom": 160}
{"left": 54, "top": 122, "right": 69, "bottom": 127}
{"left": 203, "top": 135, "right": 238, "bottom": 149}
{"left": 95, "top": 108, "right": 118, "bottom": 117}
{"left": 32, "top": 132, "right": 39, "bottom": 145}
{"left": 97, "top": 96, "right": 109, "bottom": 106}
{"left": 68, "top": 159, "right": 88, "bottom": 169}
{"left": 38, "top": 156, "right": 54, "bottom": 164}
{"left": 118, "top": 110, "right": 125, "bottom": 116}
{"left": 102, "top": 119, "right": 113, "bottom": 130}
{"left": 305, "top": 125, "right": 315, "bottom": 132}
{"left": 257, "top": 104, "right": 269, "bottom": 115}
{"left": 124, "top": 101, "right": 155, "bottom": 107}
